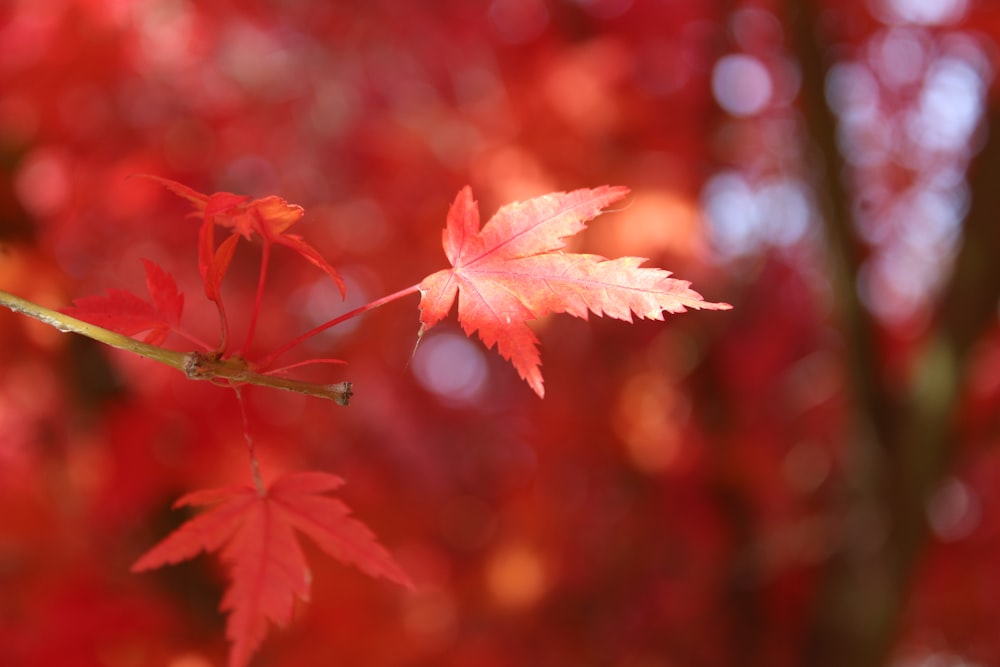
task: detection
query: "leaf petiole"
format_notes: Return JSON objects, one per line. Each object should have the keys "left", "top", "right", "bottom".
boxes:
{"left": 257, "top": 283, "right": 421, "bottom": 368}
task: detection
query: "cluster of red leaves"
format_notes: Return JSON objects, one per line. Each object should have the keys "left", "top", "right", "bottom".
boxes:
{"left": 66, "top": 176, "right": 347, "bottom": 361}
{"left": 56, "top": 176, "right": 725, "bottom": 666}
{"left": 58, "top": 178, "right": 398, "bottom": 666}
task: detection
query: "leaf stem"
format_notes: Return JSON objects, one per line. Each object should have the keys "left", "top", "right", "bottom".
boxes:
{"left": 0, "top": 289, "right": 353, "bottom": 405}
{"left": 233, "top": 386, "right": 266, "bottom": 495}
{"left": 213, "top": 298, "right": 231, "bottom": 356}
{"left": 257, "top": 283, "right": 422, "bottom": 368}
{"left": 262, "top": 357, "right": 348, "bottom": 376}
{"left": 241, "top": 243, "right": 271, "bottom": 357}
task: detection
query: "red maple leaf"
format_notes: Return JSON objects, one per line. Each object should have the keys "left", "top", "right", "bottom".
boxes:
{"left": 418, "top": 186, "right": 732, "bottom": 396}
{"left": 62, "top": 258, "right": 184, "bottom": 347}
{"left": 144, "top": 176, "right": 346, "bottom": 302}
{"left": 141, "top": 175, "right": 346, "bottom": 353}
{"left": 132, "top": 471, "right": 413, "bottom": 667}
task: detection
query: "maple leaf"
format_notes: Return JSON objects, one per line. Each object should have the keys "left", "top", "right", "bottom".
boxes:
{"left": 419, "top": 186, "right": 732, "bottom": 397}
{"left": 62, "top": 259, "right": 184, "bottom": 347}
{"left": 142, "top": 175, "right": 346, "bottom": 303}
{"left": 132, "top": 471, "right": 413, "bottom": 667}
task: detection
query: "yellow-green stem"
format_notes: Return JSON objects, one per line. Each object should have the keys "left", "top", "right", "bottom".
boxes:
{"left": 0, "top": 289, "right": 353, "bottom": 405}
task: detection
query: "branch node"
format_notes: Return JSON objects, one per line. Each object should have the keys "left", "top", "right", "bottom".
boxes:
{"left": 327, "top": 381, "right": 353, "bottom": 406}
{"left": 183, "top": 350, "right": 222, "bottom": 380}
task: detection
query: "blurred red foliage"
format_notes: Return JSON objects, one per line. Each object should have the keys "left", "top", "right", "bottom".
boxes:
{"left": 1, "top": 1, "right": 1000, "bottom": 666}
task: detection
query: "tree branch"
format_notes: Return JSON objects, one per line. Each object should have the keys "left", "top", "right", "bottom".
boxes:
{"left": 0, "top": 289, "right": 353, "bottom": 405}
{"left": 786, "top": 1, "right": 1000, "bottom": 665}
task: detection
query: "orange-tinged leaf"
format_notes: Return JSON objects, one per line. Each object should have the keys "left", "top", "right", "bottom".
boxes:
{"left": 252, "top": 195, "right": 306, "bottom": 236}
{"left": 63, "top": 259, "right": 184, "bottom": 347}
{"left": 132, "top": 471, "right": 412, "bottom": 667}
{"left": 148, "top": 176, "right": 346, "bottom": 299}
{"left": 419, "top": 186, "right": 731, "bottom": 397}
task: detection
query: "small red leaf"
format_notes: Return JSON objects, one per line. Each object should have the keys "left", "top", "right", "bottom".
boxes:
{"left": 132, "top": 471, "right": 411, "bottom": 667}
{"left": 63, "top": 259, "right": 185, "bottom": 346}
{"left": 204, "top": 233, "right": 241, "bottom": 303}
{"left": 149, "top": 177, "right": 346, "bottom": 300}
{"left": 252, "top": 195, "right": 306, "bottom": 236}
{"left": 141, "top": 258, "right": 183, "bottom": 327}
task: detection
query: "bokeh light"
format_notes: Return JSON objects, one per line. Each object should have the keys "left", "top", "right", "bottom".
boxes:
{"left": 872, "top": 0, "right": 969, "bottom": 26}
{"left": 711, "top": 54, "right": 773, "bottom": 117}
{"left": 412, "top": 330, "right": 490, "bottom": 407}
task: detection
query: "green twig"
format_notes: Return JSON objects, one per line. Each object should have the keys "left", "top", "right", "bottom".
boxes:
{"left": 0, "top": 289, "right": 353, "bottom": 406}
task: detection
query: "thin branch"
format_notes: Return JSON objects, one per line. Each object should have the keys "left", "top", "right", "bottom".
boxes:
{"left": 785, "top": 0, "right": 894, "bottom": 446}
{"left": 784, "top": 2, "right": 898, "bottom": 665}
{"left": 0, "top": 289, "right": 188, "bottom": 368}
{"left": 787, "top": 2, "right": 1000, "bottom": 666}
{"left": 0, "top": 289, "right": 353, "bottom": 406}
{"left": 937, "top": 108, "right": 1000, "bottom": 357}
{"left": 891, "top": 105, "right": 1000, "bottom": 579}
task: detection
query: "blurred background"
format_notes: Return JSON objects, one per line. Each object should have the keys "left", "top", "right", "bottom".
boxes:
{"left": 1, "top": 0, "right": 1000, "bottom": 665}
